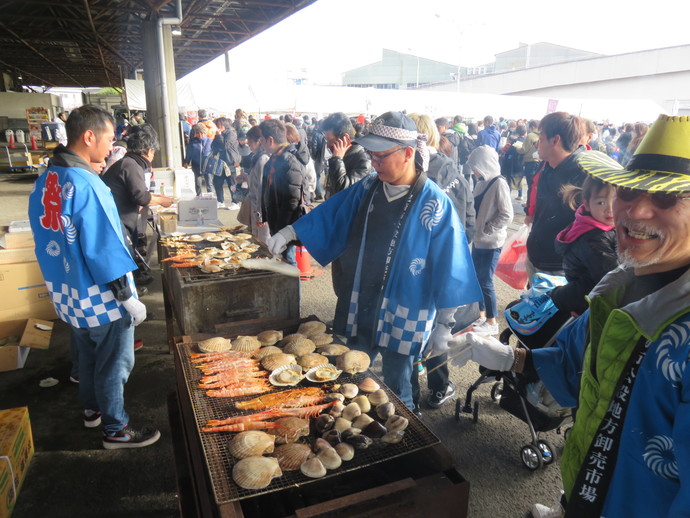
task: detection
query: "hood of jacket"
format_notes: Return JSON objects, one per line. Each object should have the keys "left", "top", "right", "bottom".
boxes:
{"left": 49, "top": 145, "right": 96, "bottom": 173}
{"left": 291, "top": 140, "right": 311, "bottom": 167}
{"left": 466, "top": 145, "right": 501, "bottom": 181}
{"left": 556, "top": 205, "right": 615, "bottom": 244}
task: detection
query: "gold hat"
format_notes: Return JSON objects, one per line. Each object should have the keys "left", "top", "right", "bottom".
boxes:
{"left": 579, "top": 115, "right": 690, "bottom": 193}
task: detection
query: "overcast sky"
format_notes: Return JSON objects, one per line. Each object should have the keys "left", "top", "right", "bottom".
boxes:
{"left": 184, "top": 0, "right": 688, "bottom": 86}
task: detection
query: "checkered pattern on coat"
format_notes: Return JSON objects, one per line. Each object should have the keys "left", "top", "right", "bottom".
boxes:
{"left": 376, "top": 299, "right": 433, "bottom": 356}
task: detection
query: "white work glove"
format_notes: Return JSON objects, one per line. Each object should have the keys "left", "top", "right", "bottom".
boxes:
{"left": 426, "top": 325, "right": 454, "bottom": 358}
{"left": 463, "top": 332, "right": 515, "bottom": 371}
{"left": 122, "top": 297, "right": 147, "bottom": 326}
{"left": 266, "top": 225, "right": 297, "bottom": 257}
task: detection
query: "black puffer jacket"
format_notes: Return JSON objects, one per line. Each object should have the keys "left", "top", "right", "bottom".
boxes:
{"left": 211, "top": 127, "right": 240, "bottom": 166}
{"left": 261, "top": 143, "right": 306, "bottom": 234}
{"left": 324, "top": 143, "right": 371, "bottom": 198}
{"left": 551, "top": 228, "right": 617, "bottom": 315}
{"left": 426, "top": 151, "right": 475, "bottom": 243}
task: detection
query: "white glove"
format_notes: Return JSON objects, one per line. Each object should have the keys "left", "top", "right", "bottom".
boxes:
{"left": 122, "top": 297, "right": 147, "bottom": 326}
{"left": 426, "top": 325, "right": 454, "bottom": 358}
{"left": 266, "top": 225, "right": 297, "bottom": 257}
{"left": 464, "top": 332, "right": 515, "bottom": 371}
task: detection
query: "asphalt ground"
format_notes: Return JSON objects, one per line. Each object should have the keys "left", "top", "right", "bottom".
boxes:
{"left": 0, "top": 172, "right": 564, "bottom": 518}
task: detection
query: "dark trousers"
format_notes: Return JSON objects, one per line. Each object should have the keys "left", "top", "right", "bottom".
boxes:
{"left": 411, "top": 353, "right": 450, "bottom": 408}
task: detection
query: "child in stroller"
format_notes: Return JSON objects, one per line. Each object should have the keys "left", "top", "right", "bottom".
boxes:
{"left": 453, "top": 273, "right": 574, "bottom": 470}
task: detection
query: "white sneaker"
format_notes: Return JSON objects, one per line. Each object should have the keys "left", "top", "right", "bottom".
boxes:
{"left": 471, "top": 321, "right": 499, "bottom": 336}
{"left": 531, "top": 502, "right": 564, "bottom": 518}
{"left": 471, "top": 316, "right": 486, "bottom": 327}
{"left": 217, "top": 202, "right": 226, "bottom": 209}
{"left": 228, "top": 202, "right": 241, "bottom": 210}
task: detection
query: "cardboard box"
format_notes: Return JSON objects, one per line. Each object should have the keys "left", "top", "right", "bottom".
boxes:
{"left": 177, "top": 199, "right": 218, "bottom": 226}
{"left": 0, "top": 262, "right": 50, "bottom": 312}
{"left": 0, "top": 248, "right": 35, "bottom": 265}
{"left": 173, "top": 169, "right": 197, "bottom": 200}
{"left": 0, "top": 300, "right": 55, "bottom": 323}
{"left": 159, "top": 213, "right": 177, "bottom": 235}
{"left": 0, "top": 318, "right": 53, "bottom": 372}
{"left": 0, "top": 407, "right": 34, "bottom": 518}
{"left": 0, "top": 232, "right": 33, "bottom": 250}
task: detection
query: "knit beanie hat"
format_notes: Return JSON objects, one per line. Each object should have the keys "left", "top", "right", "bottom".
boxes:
{"left": 466, "top": 145, "right": 500, "bottom": 178}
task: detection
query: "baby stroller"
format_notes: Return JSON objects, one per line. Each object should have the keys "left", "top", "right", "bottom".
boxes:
{"left": 454, "top": 274, "right": 575, "bottom": 470}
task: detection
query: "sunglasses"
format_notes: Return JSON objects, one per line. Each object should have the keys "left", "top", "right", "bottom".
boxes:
{"left": 367, "top": 146, "right": 405, "bottom": 162}
{"left": 616, "top": 187, "right": 690, "bottom": 210}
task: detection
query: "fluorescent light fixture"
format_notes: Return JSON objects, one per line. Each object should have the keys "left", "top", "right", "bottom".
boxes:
{"left": 171, "top": 25, "right": 182, "bottom": 36}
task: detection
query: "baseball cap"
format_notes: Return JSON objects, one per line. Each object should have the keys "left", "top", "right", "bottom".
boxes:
{"left": 354, "top": 111, "right": 418, "bottom": 152}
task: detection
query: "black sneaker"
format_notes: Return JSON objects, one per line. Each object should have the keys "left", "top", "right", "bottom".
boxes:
{"left": 134, "top": 272, "right": 154, "bottom": 286}
{"left": 412, "top": 405, "right": 423, "bottom": 420}
{"left": 84, "top": 411, "right": 101, "bottom": 429}
{"left": 427, "top": 381, "right": 456, "bottom": 409}
{"left": 102, "top": 425, "right": 161, "bottom": 449}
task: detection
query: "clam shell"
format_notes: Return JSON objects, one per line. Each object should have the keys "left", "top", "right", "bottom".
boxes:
{"left": 252, "top": 345, "right": 282, "bottom": 360}
{"left": 232, "top": 335, "right": 262, "bottom": 352}
{"left": 261, "top": 353, "right": 297, "bottom": 372}
{"left": 310, "top": 333, "right": 333, "bottom": 346}
{"left": 333, "top": 417, "right": 352, "bottom": 433}
{"left": 312, "top": 437, "right": 332, "bottom": 453}
{"left": 325, "top": 392, "right": 345, "bottom": 403}
{"left": 200, "top": 264, "right": 222, "bottom": 273}
{"left": 316, "top": 344, "right": 350, "bottom": 357}
{"left": 314, "top": 414, "right": 335, "bottom": 434}
{"left": 381, "top": 430, "right": 406, "bottom": 445}
{"left": 227, "top": 431, "right": 275, "bottom": 459}
{"left": 283, "top": 337, "right": 316, "bottom": 356}
{"left": 338, "top": 383, "right": 359, "bottom": 399}
{"left": 232, "top": 456, "right": 282, "bottom": 489}
{"left": 257, "top": 329, "right": 283, "bottom": 346}
{"left": 197, "top": 337, "right": 232, "bottom": 353}
{"left": 322, "top": 429, "right": 342, "bottom": 446}
{"left": 268, "top": 417, "right": 309, "bottom": 444}
{"left": 345, "top": 434, "right": 372, "bottom": 451}
{"left": 296, "top": 352, "right": 329, "bottom": 370}
{"left": 352, "top": 395, "right": 371, "bottom": 414}
{"left": 352, "top": 414, "right": 374, "bottom": 430}
{"left": 336, "top": 350, "right": 371, "bottom": 374}
{"left": 274, "top": 443, "right": 313, "bottom": 471}
{"left": 279, "top": 333, "right": 306, "bottom": 347}
{"left": 297, "top": 320, "right": 327, "bottom": 337}
{"left": 358, "top": 377, "right": 380, "bottom": 393}
{"left": 340, "top": 427, "right": 361, "bottom": 442}
{"left": 368, "top": 389, "right": 389, "bottom": 406}
{"left": 376, "top": 402, "right": 396, "bottom": 420}
{"left": 362, "top": 421, "right": 387, "bottom": 439}
{"left": 385, "top": 415, "right": 409, "bottom": 432}
{"left": 305, "top": 364, "right": 342, "bottom": 383}
{"left": 317, "top": 446, "right": 342, "bottom": 470}
{"left": 335, "top": 442, "right": 355, "bottom": 461}
{"left": 300, "top": 457, "right": 327, "bottom": 479}
{"left": 341, "top": 402, "right": 361, "bottom": 421}
{"left": 269, "top": 364, "right": 304, "bottom": 387}
{"left": 329, "top": 402, "right": 345, "bottom": 418}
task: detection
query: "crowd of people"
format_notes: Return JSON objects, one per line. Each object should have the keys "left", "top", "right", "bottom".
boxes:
{"left": 27, "top": 103, "right": 690, "bottom": 518}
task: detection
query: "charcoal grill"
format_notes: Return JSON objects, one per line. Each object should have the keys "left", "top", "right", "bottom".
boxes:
{"left": 175, "top": 341, "right": 442, "bottom": 505}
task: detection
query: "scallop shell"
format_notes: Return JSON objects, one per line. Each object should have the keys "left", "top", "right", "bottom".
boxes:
{"left": 257, "top": 330, "right": 283, "bottom": 346}
{"left": 282, "top": 337, "right": 316, "bottom": 356}
{"left": 316, "top": 344, "right": 350, "bottom": 357}
{"left": 243, "top": 244, "right": 260, "bottom": 253}
{"left": 227, "top": 431, "right": 276, "bottom": 459}
{"left": 268, "top": 417, "right": 310, "bottom": 444}
{"left": 231, "top": 335, "right": 262, "bottom": 352}
{"left": 336, "top": 350, "right": 371, "bottom": 374}
{"left": 335, "top": 442, "right": 355, "bottom": 461}
{"left": 269, "top": 364, "right": 304, "bottom": 387}
{"left": 252, "top": 345, "right": 282, "bottom": 360}
{"left": 305, "top": 364, "right": 342, "bottom": 383}
{"left": 297, "top": 320, "right": 327, "bottom": 337}
{"left": 232, "top": 456, "right": 282, "bottom": 489}
{"left": 234, "top": 252, "right": 251, "bottom": 261}
{"left": 200, "top": 264, "right": 222, "bottom": 273}
{"left": 197, "top": 337, "right": 232, "bottom": 353}
{"left": 212, "top": 250, "right": 232, "bottom": 258}
{"left": 376, "top": 402, "right": 396, "bottom": 420}
{"left": 221, "top": 241, "right": 241, "bottom": 251}
{"left": 274, "top": 443, "right": 313, "bottom": 471}
{"left": 352, "top": 395, "right": 371, "bottom": 414}
{"left": 317, "top": 446, "right": 342, "bottom": 470}
{"left": 358, "top": 377, "right": 380, "bottom": 393}
{"left": 368, "top": 389, "right": 389, "bottom": 406}
{"left": 261, "top": 353, "right": 297, "bottom": 372}
{"left": 279, "top": 333, "right": 306, "bottom": 347}
{"left": 310, "top": 333, "right": 334, "bottom": 346}
{"left": 235, "top": 233, "right": 253, "bottom": 240}
{"left": 221, "top": 262, "right": 240, "bottom": 271}
{"left": 206, "top": 235, "right": 225, "bottom": 242}
{"left": 202, "top": 232, "right": 217, "bottom": 239}
{"left": 338, "top": 383, "right": 359, "bottom": 399}
{"left": 296, "top": 353, "right": 329, "bottom": 370}
{"left": 184, "top": 234, "right": 203, "bottom": 242}
{"left": 300, "top": 457, "right": 327, "bottom": 479}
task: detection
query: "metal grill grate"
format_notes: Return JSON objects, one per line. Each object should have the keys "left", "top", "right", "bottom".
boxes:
{"left": 176, "top": 341, "right": 441, "bottom": 504}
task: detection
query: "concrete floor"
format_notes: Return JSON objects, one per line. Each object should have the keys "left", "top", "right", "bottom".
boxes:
{"left": 0, "top": 172, "right": 563, "bottom": 518}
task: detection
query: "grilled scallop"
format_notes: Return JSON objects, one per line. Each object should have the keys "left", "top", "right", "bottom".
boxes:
{"left": 232, "top": 456, "right": 282, "bottom": 489}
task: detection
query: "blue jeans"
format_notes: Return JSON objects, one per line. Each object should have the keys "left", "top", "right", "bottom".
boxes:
{"left": 283, "top": 243, "right": 296, "bottom": 266}
{"left": 71, "top": 315, "right": 135, "bottom": 435}
{"left": 348, "top": 342, "right": 414, "bottom": 410}
{"left": 213, "top": 173, "right": 234, "bottom": 204}
{"left": 471, "top": 247, "right": 501, "bottom": 319}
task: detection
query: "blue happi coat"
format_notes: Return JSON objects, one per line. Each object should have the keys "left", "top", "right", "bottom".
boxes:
{"left": 28, "top": 150, "right": 137, "bottom": 329}
{"left": 294, "top": 173, "right": 481, "bottom": 357}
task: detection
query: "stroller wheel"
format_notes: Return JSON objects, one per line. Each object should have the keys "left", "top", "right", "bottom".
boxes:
{"left": 499, "top": 328, "right": 513, "bottom": 345}
{"left": 536, "top": 440, "right": 556, "bottom": 465}
{"left": 490, "top": 382, "right": 502, "bottom": 401}
{"left": 472, "top": 401, "right": 480, "bottom": 423}
{"left": 520, "top": 444, "right": 543, "bottom": 471}
{"left": 454, "top": 398, "right": 462, "bottom": 421}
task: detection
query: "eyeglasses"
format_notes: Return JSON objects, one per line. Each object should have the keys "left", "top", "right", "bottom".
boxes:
{"left": 616, "top": 187, "right": 690, "bottom": 210}
{"left": 367, "top": 146, "right": 405, "bottom": 162}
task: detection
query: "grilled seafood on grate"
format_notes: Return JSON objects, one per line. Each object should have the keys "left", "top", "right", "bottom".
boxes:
{"left": 257, "top": 329, "right": 283, "bottom": 346}
{"left": 268, "top": 417, "right": 310, "bottom": 444}
{"left": 252, "top": 345, "right": 282, "bottom": 360}
{"left": 274, "top": 443, "right": 313, "bottom": 471}
{"left": 205, "top": 379, "right": 272, "bottom": 398}
{"left": 300, "top": 457, "right": 327, "bottom": 479}
{"left": 310, "top": 333, "right": 334, "bottom": 346}
{"left": 282, "top": 337, "right": 316, "bottom": 356}
{"left": 232, "top": 456, "right": 282, "bottom": 490}
{"left": 297, "top": 320, "right": 327, "bottom": 337}
{"left": 269, "top": 364, "right": 304, "bottom": 386}
{"left": 197, "top": 337, "right": 233, "bottom": 353}
{"left": 261, "top": 353, "right": 298, "bottom": 372}
{"left": 296, "top": 352, "right": 329, "bottom": 370}
{"left": 336, "top": 350, "right": 371, "bottom": 374}
{"left": 199, "top": 264, "right": 222, "bottom": 273}
{"left": 227, "top": 431, "right": 276, "bottom": 458}
{"left": 305, "top": 364, "right": 342, "bottom": 383}
{"left": 231, "top": 335, "right": 262, "bottom": 352}
{"left": 234, "top": 386, "right": 326, "bottom": 411}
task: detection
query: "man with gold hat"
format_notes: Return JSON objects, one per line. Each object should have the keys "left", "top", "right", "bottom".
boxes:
{"left": 453, "top": 115, "right": 690, "bottom": 517}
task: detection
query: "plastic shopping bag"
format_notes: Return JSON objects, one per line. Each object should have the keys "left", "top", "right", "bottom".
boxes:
{"left": 495, "top": 224, "right": 530, "bottom": 290}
